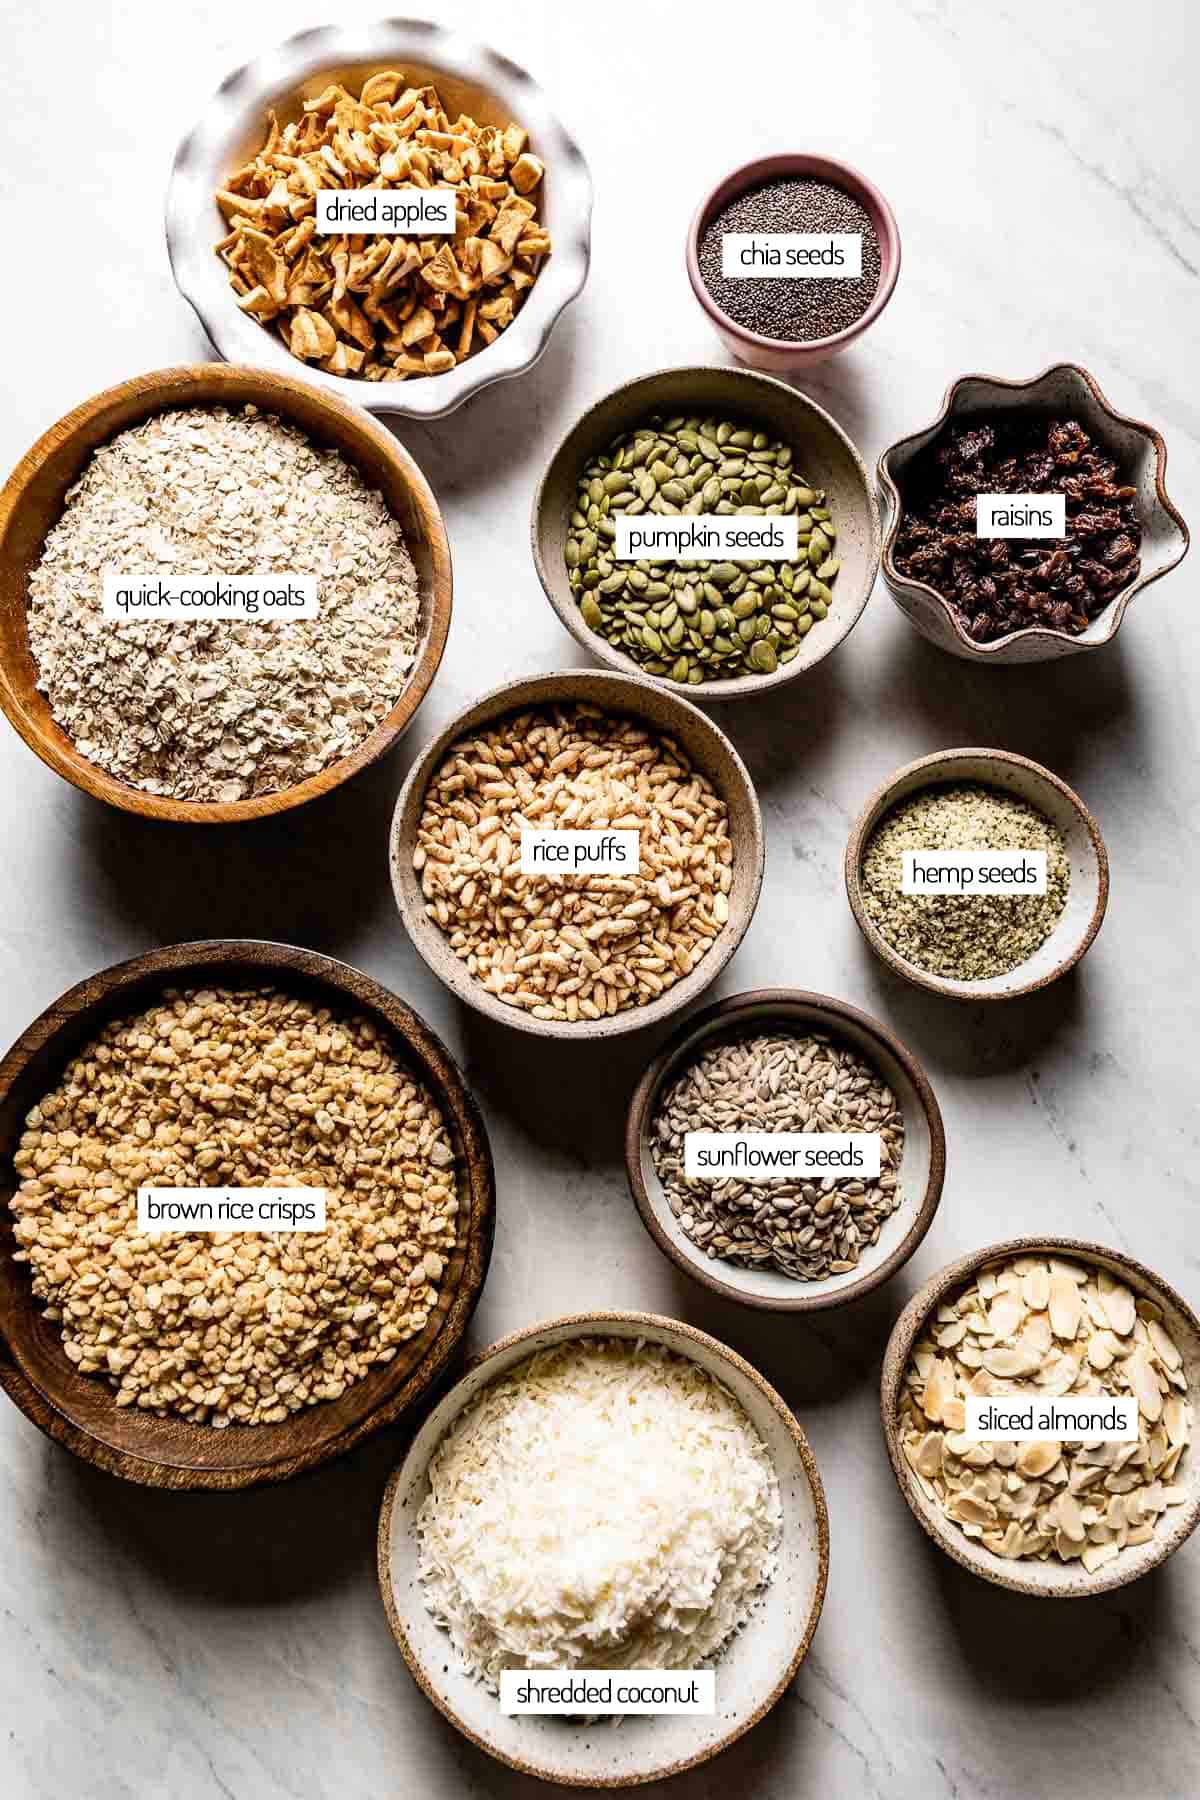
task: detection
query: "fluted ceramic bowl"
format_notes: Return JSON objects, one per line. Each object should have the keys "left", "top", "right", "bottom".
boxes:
{"left": 878, "top": 365, "right": 1189, "bottom": 663}
{"left": 166, "top": 19, "right": 592, "bottom": 419}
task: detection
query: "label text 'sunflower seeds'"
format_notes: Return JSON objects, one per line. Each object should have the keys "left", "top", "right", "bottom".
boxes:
{"left": 684, "top": 1132, "right": 882, "bottom": 1180}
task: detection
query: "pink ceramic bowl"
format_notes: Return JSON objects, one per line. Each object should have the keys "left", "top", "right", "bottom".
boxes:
{"left": 686, "top": 153, "right": 901, "bottom": 371}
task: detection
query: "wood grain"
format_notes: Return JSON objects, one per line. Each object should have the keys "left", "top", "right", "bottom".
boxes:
{"left": 0, "top": 364, "right": 453, "bottom": 822}
{"left": 0, "top": 940, "right": 495, "bottom": 1489}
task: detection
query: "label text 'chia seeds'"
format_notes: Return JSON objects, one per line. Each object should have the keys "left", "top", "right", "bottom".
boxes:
{"left": 720, "top": 233, "right": 863, "bottom": 279}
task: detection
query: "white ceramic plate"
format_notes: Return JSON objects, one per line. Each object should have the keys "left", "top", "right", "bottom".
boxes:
{"left": 166, "top": 19, "right": 592, "bottom": 419}
{"left": 377, "top": 1312, "right": 828, "bottom": 1785}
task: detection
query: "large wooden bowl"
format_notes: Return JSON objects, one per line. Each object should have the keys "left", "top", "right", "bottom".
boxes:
{"left": 0, "top": 941, "right": 495, "bottom": 1489}
{"left": 0, "top": 365, "right": 453, "bottom": 822}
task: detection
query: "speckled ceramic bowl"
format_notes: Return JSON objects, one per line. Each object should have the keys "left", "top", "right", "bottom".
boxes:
{"left": 378, "top": 1310, "right": 829, "bottom": 1785}
{"left": 845, "top": 748, "right": 1109, "bottom": 1000}
{"left": 389, "top": 670, "right": 764, "bottom": 1039}
{"left": 685, "top": 153, "right": 901, "bottom": 370}
{"left": 625, "top": 990, "right": 945, "bottom": 1311}
{"left": 878, "top": 365, "right": 1189, "bottom": 662}
{"left": 166, "top": 19, "right": 592, "bottom": 419}
{"left": 881, "top": 1238, "right": 1200, "bottom": 1597}
{"left": 532, "top": 365, "right": 880, "bottom": 699}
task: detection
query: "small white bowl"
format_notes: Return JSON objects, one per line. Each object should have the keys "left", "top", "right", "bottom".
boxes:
{"left": 625, "top": 990, "right": 945, "bottom": 1312}
{"left": 377, "top": 1310, "right": 828, "bottom": 1786}
{"left": 845, "top": 748, "right": 1109, "bottom": 1001}
{"left": 166, "top": 19, "right": 592, "bottom": 419}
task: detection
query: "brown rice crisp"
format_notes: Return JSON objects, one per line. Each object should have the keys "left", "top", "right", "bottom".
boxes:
{"left": 9, "top": 988, "right": 458, "bottom": 1426}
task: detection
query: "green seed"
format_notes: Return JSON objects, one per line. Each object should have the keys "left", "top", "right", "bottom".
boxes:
{"left": 580, "top": 596, "right": 603, "bottom": 629}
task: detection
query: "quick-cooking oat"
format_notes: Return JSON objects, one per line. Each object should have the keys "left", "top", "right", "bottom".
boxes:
{"left": 26, "top": 405, "right": 421, "bottom": 802}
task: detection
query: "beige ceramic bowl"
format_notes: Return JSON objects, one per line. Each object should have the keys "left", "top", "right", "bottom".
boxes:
{"left": 166, "top": 19, "right": 592, "bottom": 420}
{"left": 389, "top": 670, "right": 764, "bottom": 1039}
{"left": 881, "top": 1237, "right": 1200, "bottom": 1597}
{"left": 532, "top": 365, "right": 880, "bottom": 699}
{"left": 377, "top": 1310, "right": 829, "bottom": 1785}
{"left": 625, "top": 989, "right": 945, "bottom": 1311}
{"left": 878, "top": 364, "right": 1189, "bottom": 663}
{"left": 845, "top": 748, "right": 1109, "bottom": 1000}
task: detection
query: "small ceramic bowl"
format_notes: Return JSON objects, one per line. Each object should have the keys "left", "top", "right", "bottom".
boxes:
{"left": 166, "top": 19, "right": 592, "bottom": 420}
{"left": 389, "top": 670, "right": 764, "bottom": 1040}
{"left": 0, "top": 364, "right": 452, "bottom": 824}
{"left": 532, "top": 365, "right": 880, "bottom": 700}
{"left": 878, "top": 364, "right": 1189, "bottom": 663}
{"left": 625, "top": 989, "right": 945, "bottom": 1312}
{"left": 377, "top": 1309, "right": 829, "bottom": 1785}
{"left": 685, "top": 153, "right": 901, "bottom": 371}
{"left": 0, "top": 940, "right": 495, "bottom": 1489}
{"left": 845, "top": 748, "right": 1109, "bottom": 1001}
{"left": 881, "top": 1237, "right": 1200, "bottom": 1597}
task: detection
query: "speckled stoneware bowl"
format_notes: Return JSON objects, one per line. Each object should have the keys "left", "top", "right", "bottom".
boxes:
{"left": 389, "top": 670, "right": 764, "bottom": 1039}
{"left": 878, "top": 364, "right": 1189, "bottom": 663}
{"left": 532, "top": 365, "right": 880, "bottom": 699}
{"left": 166, "top": 19, "right": 592, "bottom": 420}
{"left": 845, "top": 748, "right": 1109, "bottom": 1001}
{"left": 625, "top": 989, "right": 945, "bottom": 1312}
{"left": 881, "top": 1238, "right": 1200, "bottom": 1597}
{"left": 377, "top": 1310, "right": 829, "bottom": 1785}
{"left": 684, "top": 153, "right": 901, "bottom": 371}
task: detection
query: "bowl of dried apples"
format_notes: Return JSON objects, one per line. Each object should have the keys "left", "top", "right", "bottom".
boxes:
{"left": 166, "top": 20, "right": 592, "bottom": 418}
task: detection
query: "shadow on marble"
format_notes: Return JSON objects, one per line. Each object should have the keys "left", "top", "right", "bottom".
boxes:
{"left": 43, "top": 1417, "right": 408, "bottom": 1605}
{"left": 380, "top": 320, "right": 583, "bottom": 506}
{"left": 704, "top": 651, "right": 852, "bottom": 809}
{"left": 660, "top": 1261, "right": 904, "bottom": 1414}
{"left": 869, "top": 624, "right": 1139, "bottom": 789}
{"left": 456, "top": 1005, "right": 678, "bottom": 1167}
{"left": 927, "top": 1532, "right": 1169, "bottom": 1699}
{"left": 849, "top": 946, "right": 1091, "bottom": 1078}
{"left": 66, "top": 735, "right": 416, "bottom": 969}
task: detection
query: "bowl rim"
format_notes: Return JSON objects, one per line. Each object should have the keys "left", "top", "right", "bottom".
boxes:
{"left": 876, "top": 361, "right": 1191, "bottom": 657}
{"left": 388, "top": 668, "right": 766, "bottom": 1039}
{"left": 624, "top": 987, "right": 946, "bottom": 1312}
{"left": 164, "top": 17, "right": 593, "bottom": 421}
{"left": 530, "top": 363, "right": 882, "bottom": 700}
{"left": 376, "top": 1306, "right": 830, "bottom": 1786}
{"left": 843, "top": 746, "right": 1110, "bottom": 1001}
{"left": 879, "top": 1235, "right": 1200, "bottom": 1597}
{"left": 0, "top": 362, "right": 453, "bottom": 823}
{"left": 0, "top": 937, "right": 495, "bottom": 1488}
{"left": 683, "top": 152, "right": 902, "bottom": 355}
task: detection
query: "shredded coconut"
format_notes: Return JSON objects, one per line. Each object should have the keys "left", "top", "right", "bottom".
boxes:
{"left": 27, "top": 405, "right": 421, "bottom": 802}
{"left": 416, "top": 1337, "right": 781, "bottom": 1688}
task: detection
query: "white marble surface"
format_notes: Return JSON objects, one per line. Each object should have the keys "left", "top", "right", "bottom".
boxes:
{"left": 1, "top": 1, "right": 1198, "bottom": 1794}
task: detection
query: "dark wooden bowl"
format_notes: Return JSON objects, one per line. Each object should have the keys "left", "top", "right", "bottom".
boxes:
{"left": 0, "top": 941, "right": 495, "bottom": 1489}
{"left": 0, "top": 365, "right": 453, "bottom": 822}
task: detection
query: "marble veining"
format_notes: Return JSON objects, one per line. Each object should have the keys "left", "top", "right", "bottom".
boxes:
{"left": 0, "top": 1, "right": 1197, "bottom": 1795}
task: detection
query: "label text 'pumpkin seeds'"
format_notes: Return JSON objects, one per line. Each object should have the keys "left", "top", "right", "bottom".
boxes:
{"left": 613, "top": 515, "right": 798, "bottom": 562}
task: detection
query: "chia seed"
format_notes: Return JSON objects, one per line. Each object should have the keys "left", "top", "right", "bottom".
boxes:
{"left": 698, "top": 176, "right": 882, "bottom": 344}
